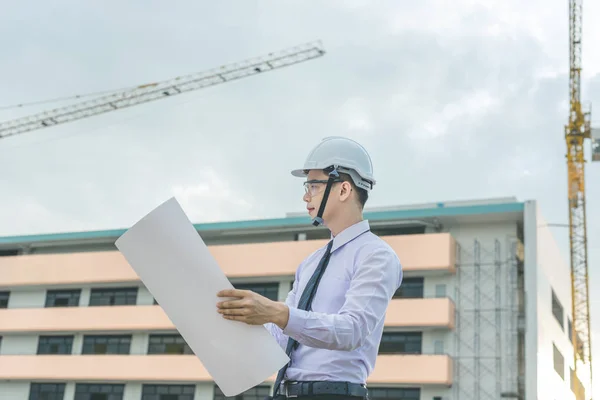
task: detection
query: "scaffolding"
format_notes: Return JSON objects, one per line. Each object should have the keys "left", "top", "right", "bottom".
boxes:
{"left": 453, "top": 238, "right": 523, "bottom": 400}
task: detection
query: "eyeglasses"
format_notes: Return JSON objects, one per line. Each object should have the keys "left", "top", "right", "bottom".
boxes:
{"left": 303, "top": 179, "right": 342, "bottom": 197}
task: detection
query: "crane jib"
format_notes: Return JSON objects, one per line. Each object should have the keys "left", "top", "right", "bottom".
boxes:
{"left": 0, "top": 41, "right": 326, "bottom": 140}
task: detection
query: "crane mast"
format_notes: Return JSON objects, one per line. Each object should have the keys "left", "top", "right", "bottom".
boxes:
{"left": 0, "top": 41, "right": 325, "bottom": 140}
{"left": 566, "top": 0, "right": 594, "bottom": 398}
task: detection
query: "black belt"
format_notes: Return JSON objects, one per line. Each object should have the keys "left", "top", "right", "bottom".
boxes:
{"left": 281, "top": 381, "right": 368, "bottom": 398}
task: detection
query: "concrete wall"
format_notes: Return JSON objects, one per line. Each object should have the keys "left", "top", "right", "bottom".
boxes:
{"left": 0, "top": 334, "right": 37, "bottom": 355}
{"left": 523, "top": 200, "right": 539, "bottom": 400}
{"left": 526, "top": 202, "right": 578, "bottom": 400}
{"left": 6, "top": 288, "right": 46, "bottom": 309}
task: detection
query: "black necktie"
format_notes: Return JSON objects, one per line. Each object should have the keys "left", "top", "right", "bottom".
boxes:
{"left": 272, "top": 240, "right": 334, "bottom": 397}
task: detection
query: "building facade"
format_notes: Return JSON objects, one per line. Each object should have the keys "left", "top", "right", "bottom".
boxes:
{"left": 0, "top": 197, "right": 584, "bottom": 400}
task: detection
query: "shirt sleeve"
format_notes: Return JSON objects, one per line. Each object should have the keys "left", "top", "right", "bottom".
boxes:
{"left": 281, "top": 246, "right": 402, "bottom": 351}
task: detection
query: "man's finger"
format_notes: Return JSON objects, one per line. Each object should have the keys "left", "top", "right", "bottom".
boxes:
{"left": 223, "top": 314, "right": 246, "bottom": 322}
{"left": 217, "top": 289, "right": 249, "bottom": 298}
{"left": 221, "top": 311, "right": 251, "bottom": 322}
{"left": 219, "top": 308, "right": 242, "bottom": 316}
{"left": 217, "top": 299, "right": 246, "bottom": 309}
{"left": 219, "top": 307, "right": 251, "bottom": 316}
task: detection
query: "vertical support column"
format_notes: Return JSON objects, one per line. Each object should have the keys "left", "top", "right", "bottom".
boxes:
{"left": 130, "top": 333, "right": 149, "bottom": 355}
{"left": 72, "top": 334, "right": 83, "bottom": 355}
{"left": 195, "top": 383, "right": 214, "bottom": 400}
{"left": 124, "top": 383, "right": 143, "bottom": 400}
{"left": 63, "top": 383, "right": 76, "bottom": 400}
{"left": 278, "top": 280, "right": 293, "bottom": 301}
{"left": 79, "top": 288, "right": 91, "bottom": 307}
{"left": 453, "top": 242, "right": 462, "bottom": 400}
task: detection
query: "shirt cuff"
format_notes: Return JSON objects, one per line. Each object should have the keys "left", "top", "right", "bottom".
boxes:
{"left": 282, "top": 306, "right": 307, "bottom": 338}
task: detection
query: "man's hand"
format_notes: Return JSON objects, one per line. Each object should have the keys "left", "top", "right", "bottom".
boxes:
{"left": 216, "top": 289, "right": 289, "bottom": 328}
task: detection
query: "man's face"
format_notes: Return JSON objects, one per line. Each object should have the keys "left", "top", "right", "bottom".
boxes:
{"left": 304, "top": 170, "right": 331, "bottom": 220}
{"left": 303, "top": 169, "right": 352, "bottom": 221}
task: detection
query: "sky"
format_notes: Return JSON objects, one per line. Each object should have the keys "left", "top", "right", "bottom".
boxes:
{"left": 1, "top": 0, "right": 600, "bottom": 395}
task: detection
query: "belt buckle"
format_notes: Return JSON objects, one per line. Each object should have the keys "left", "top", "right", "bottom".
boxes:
{"left": 284, "top": 381, "right": 298, "bottom": 398}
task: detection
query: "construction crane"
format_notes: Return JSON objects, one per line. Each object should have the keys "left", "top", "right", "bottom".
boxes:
{"left": 566, "top": 1, "right": 597, "bottom": 399}
{"left": 0, "top": 41, "right": 325, "bottom": 140}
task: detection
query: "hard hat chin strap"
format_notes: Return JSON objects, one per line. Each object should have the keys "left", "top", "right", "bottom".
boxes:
{"left": 312, "top": 168, "right": 340, "bottom": 227}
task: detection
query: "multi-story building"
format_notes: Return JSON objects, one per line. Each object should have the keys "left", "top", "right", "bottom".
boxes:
{"left": 0, "top": 197, "right": 585, "bottom": 400}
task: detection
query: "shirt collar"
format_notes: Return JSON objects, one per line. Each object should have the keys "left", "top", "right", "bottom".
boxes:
{"left": 330, "top": 219, "right": 370, "bottom": 253}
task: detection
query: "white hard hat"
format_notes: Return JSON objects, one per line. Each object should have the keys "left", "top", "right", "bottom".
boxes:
{"left": 291, "top": 136, "right": 376, "bottom": 191}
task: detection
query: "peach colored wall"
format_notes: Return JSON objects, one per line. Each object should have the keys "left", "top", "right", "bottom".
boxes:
{"left": 369, "top": 354, "right": 452, "bottom": 386}
{"left": 0, "top": 233, "right": 455, "bottom": 288}
{"left": 0, "top": 306, "right": 173, "bottom": 333}
{"left": 0, "top": 298, "right": 454, "bottom": 333}
{"left": 0, "top": 354, "right": 452, "bottom": 385}
{"left": 385, "top": 298, "right": 455, "bottom": 329}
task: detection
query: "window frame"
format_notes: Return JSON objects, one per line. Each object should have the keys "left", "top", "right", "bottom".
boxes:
{"left": 81, "top": 335, "right": 132, "bottom": 355}
{"left": 45, "top": 289, "right": 81, "bottom": 308}
{"left": 37, "top": 335, "right": 74, "bottom": 355}
{"left": 89, "top": 287, "right": 139, "bottom": 307}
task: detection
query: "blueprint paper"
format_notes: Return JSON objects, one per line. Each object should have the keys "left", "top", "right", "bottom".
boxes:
{"left": 114, "top": 197, "right": 289, "bottom": 396}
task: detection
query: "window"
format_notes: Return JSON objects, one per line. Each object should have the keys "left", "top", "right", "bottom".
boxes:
{"left": 551, "top": 289, "right": 564, "bottom": 329}
{"left": 29, "top": 383, "right": 66, "bottom": 400}
{"left": 45, "top": 289, "right": 81, "bottom": 307}
{"left": 592, "top": 138, "right": 600, "bottom": 161}
{"left": 37, "top": 335, "right": 74, "bottom": 355}
{"left": 0, "top": 249, "right": 19, "bottom": 256}
{"left": 393, "top": 277, "right": 424, "bottom": 299}
{"left": 141, "top": 384, "right": 195, "bottom": 400}
{"left": 74, "top": 383, "right": 125, "bottom": 400}
{"left": 568, "top": 318, "right": 573, "bottom": 343}
{"left": 553, "top": 342, "right": 565, "bottom": 380}
{"left": 89, "top": 287, "right": 138, "bottom": 306}
{"left": 368, "top": 387, "right": 420, "bottom": 400}
{"left": 148, "top": 334, "right": 193, "bottom": 355}
{"left": 371, "top": 225, "right": 427, "bottom": 236}
{"left": 378, "top": 332, "right": 422, "bottom": 354}
{"left": 232, "top": 282, "right": 279, "bottom": 301}
{"left": 214, "top": 385, "right": 270, "bottom": 400}
{"left": 0, "top": 291, "right": 9, "bottom": 308}
{"left": 82, "top": 335, "right": 131, "bottom": 355}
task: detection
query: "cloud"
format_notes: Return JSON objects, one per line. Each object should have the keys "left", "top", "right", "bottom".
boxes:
{"left": 415, "top": 90, "right": 499, "bottom": 140}
{"left": 335, "top": 97, "right": 373, "bottom": 134}
{"left": 0, "top": 0, "right": 581, "bottom": 229}
{"left": 172, "top": 167, "right": 257, "bottom": 223}
{"left": 0, "top": 196, "right": 88, "bottom": 236}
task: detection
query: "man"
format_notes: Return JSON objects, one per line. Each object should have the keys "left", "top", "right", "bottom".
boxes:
{"left": 217, "top": 136, "right": 403, "bottom": 400}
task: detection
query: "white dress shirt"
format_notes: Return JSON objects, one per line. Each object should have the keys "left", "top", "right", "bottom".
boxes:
{"left": 265, "top": 219, "right": 403, "bottom": 384}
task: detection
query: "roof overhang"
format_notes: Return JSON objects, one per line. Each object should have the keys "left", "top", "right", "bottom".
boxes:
{"left": 0, "top": 198, "right": 525, "bottom": 250}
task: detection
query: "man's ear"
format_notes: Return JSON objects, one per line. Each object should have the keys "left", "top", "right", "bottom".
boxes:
{"left": 339, "top": 181, "right": 353, "bottom": 201}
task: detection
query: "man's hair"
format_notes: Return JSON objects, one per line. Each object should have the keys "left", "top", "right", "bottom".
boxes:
{"left": 338, "top": 172, "right": 369, "bottom": 209}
